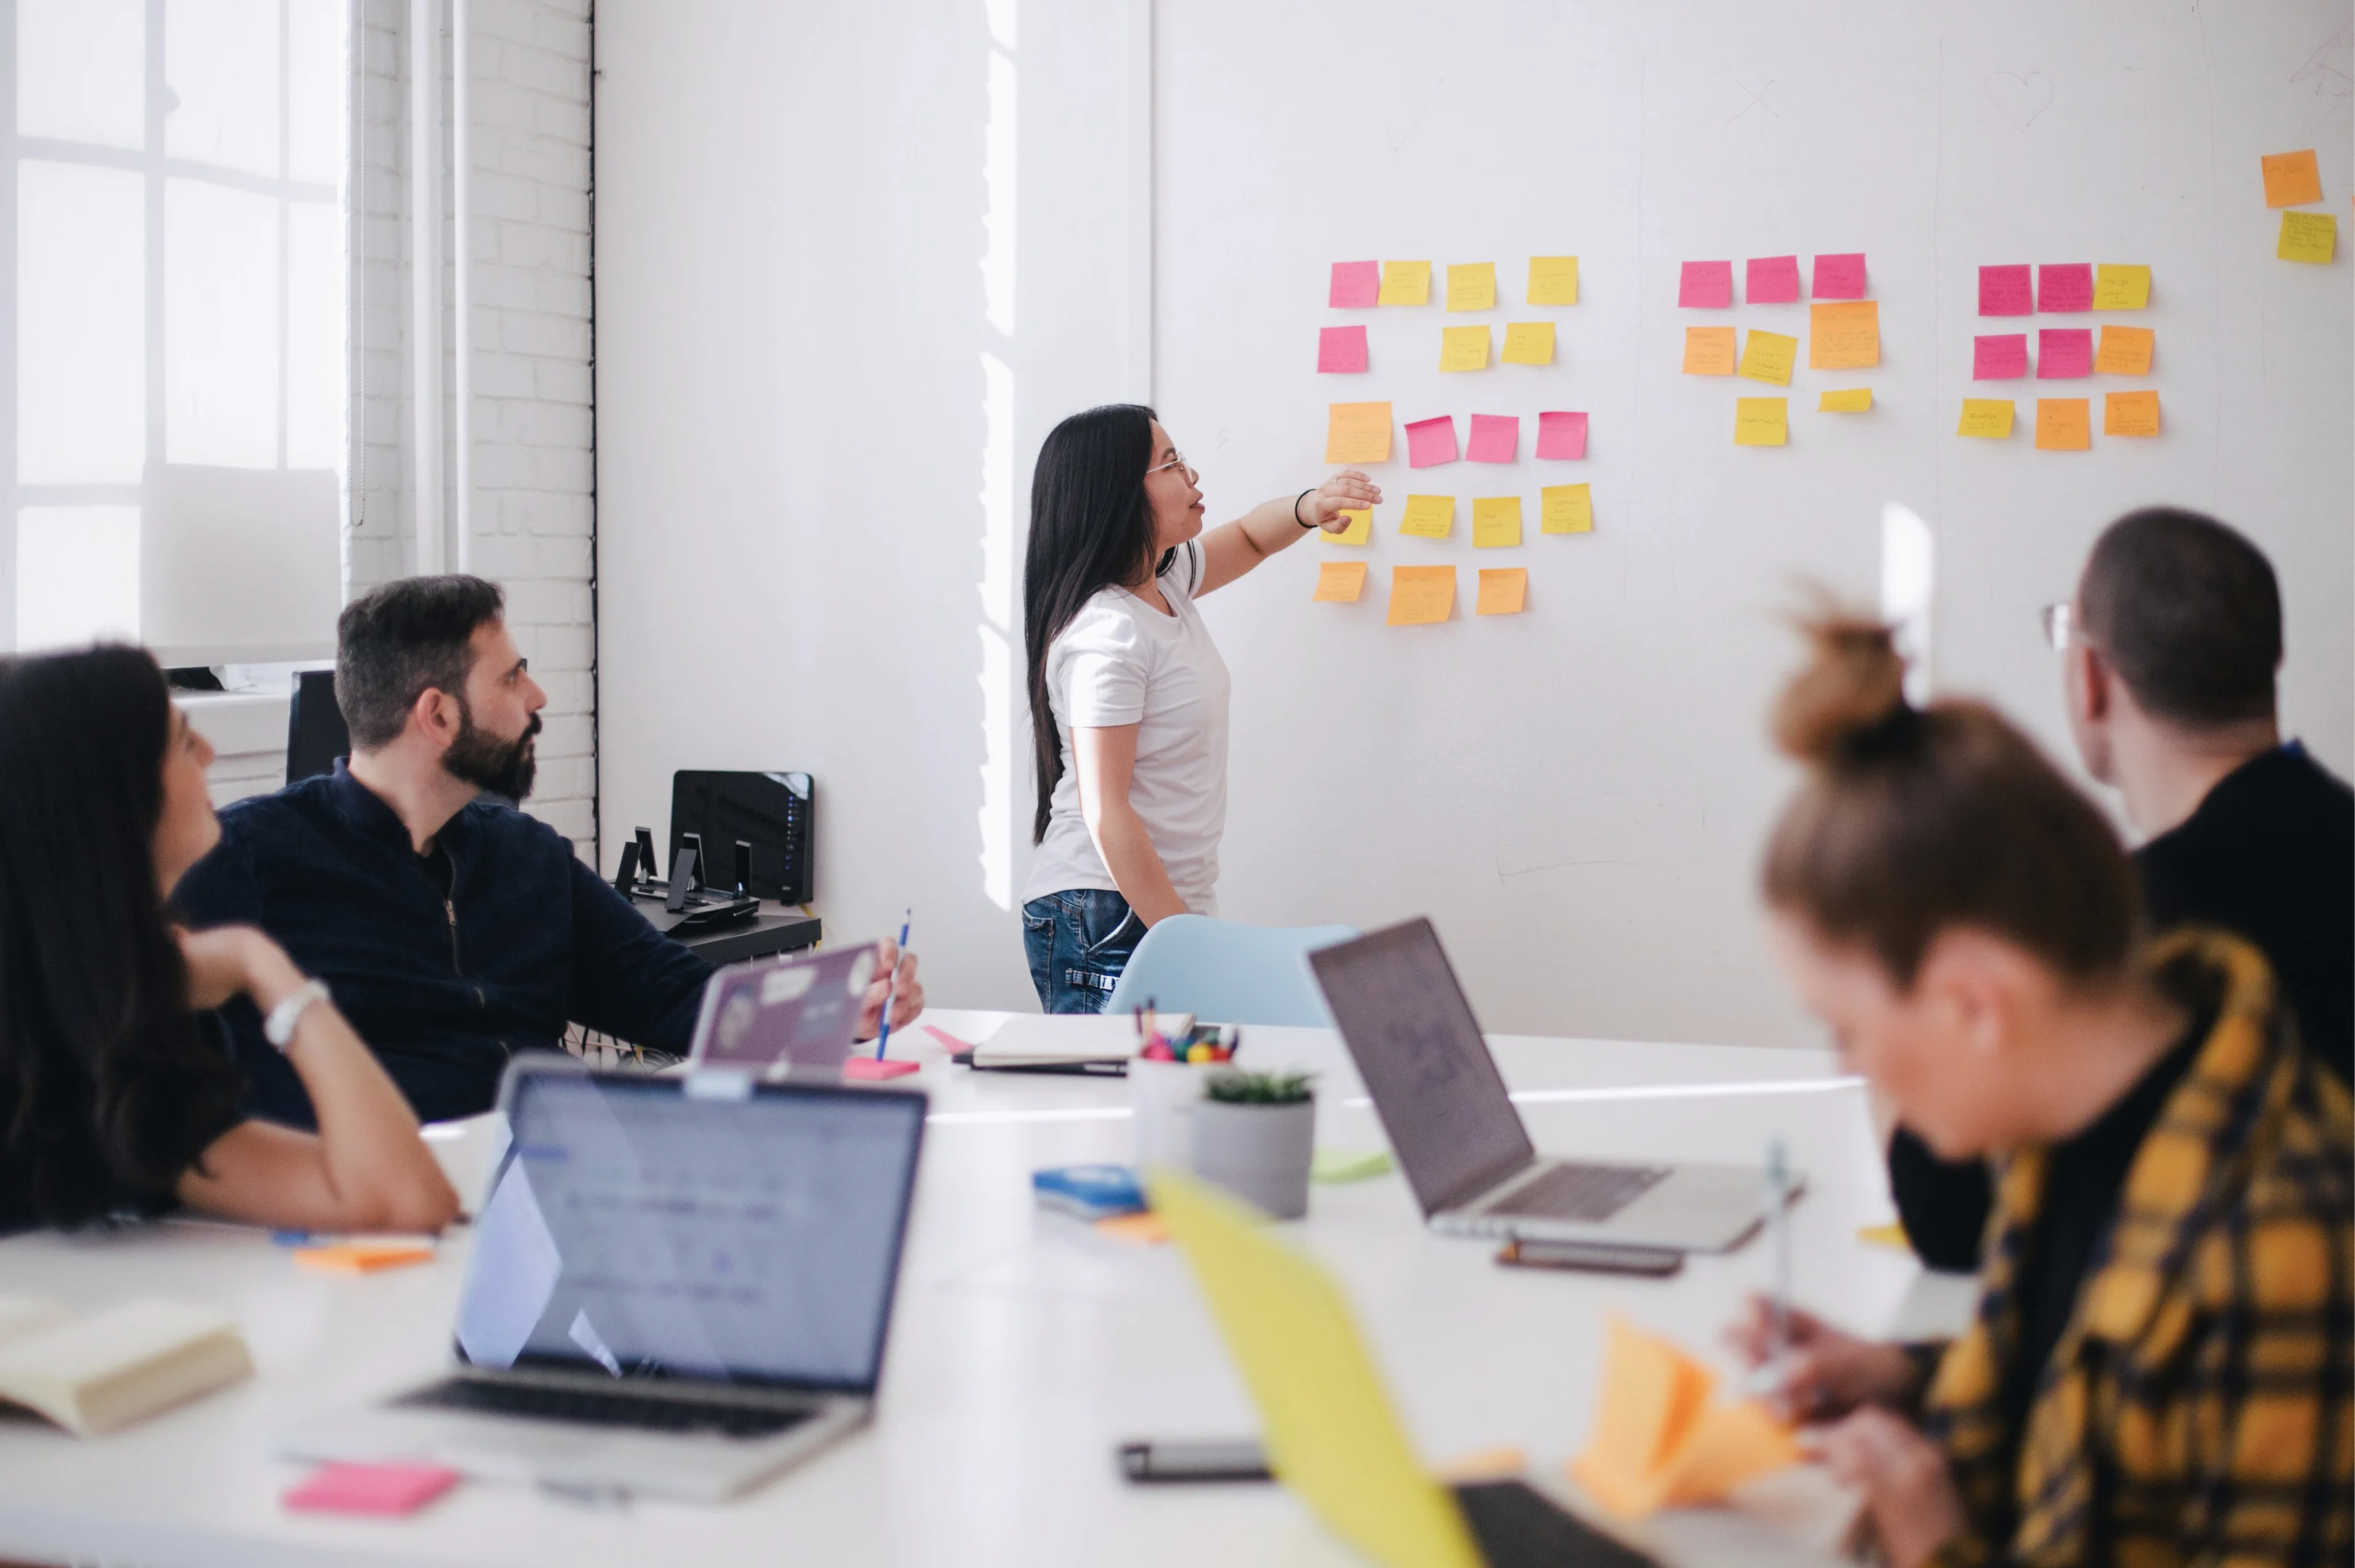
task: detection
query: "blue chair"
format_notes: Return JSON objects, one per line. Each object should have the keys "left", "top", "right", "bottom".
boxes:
{"left": 1105, "top": 915, "right": 1360, "bottom": 1027}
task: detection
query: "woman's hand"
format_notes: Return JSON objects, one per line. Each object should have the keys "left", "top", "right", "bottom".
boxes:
{"left": 1305, "top": 469, "right": 1382, "bottom": 532}
{"left": 1724, "top": 1294, "right": 1923, "bottom": 1422}
{"left": 1810, "top": 1408, "right": 1964, "bottom": 1568}
{"left": 176, "top": 925, "right": 305, "bottom": 1012}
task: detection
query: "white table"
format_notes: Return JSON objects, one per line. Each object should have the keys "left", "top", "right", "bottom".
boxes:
{"left": 0, "top": 1012, "right": 1973, "bottom": 1568}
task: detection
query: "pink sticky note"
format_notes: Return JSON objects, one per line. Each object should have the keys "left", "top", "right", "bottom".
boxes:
{"left": 1678, "top": 260, "right": 1733, "bottom": 309}
{"left": 1745, "top": 255, "right": 1801, "bottom": 304}
{"left": 1811, "top": 253, "right": 1866, "bottom": 299}
{"left": 1535, "top": 410, "right": 1588, "bottom": 460}
{"left": 1328, "top": 261, "right": 1379, "bottom": 309}
{"left": 285, "top": 1463, "right": 460, "bottom": 1517}
{"left": 1978, "top": 264, "right": 2032, "bottom": 316}
{"left": 843, "top": 1056, "right": 920, "bottom": 1079}
{"left": 2037, "top": 327, "right": 2093, "bottom": 379}
{"left": 2037, "top": 264, "right": 2092, "bottom": 313}
{"left": 1973, "top": 334, "right": 2029, "bottom": 379}
{"left": 1466, "top": 414, "right": 1519, "bottom": 463}
{"left": 1405, "top": 415, "right": 1460, "bottom": 468}
{"left": 1317, "top": 325, "right": 1368, "bottom": 374}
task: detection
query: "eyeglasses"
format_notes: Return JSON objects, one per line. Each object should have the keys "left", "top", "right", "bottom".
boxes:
{"left": 1146, "top": 452, "right": 1197, "bottom": 482}
{"left": 2040, "top": 601, "right": 2073, "bottom": 651}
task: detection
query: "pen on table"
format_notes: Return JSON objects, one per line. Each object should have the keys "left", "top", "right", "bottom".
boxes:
{"left": 1764, "top": 1137, "right": 1792, "bottom": 1384}
{"left": 871, "top": 909, "right": 911, "bottom": 1062}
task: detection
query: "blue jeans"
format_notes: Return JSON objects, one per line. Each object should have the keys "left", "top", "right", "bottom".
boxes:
{"left": 1023, "top": 889, "right": 1143, "bottom": 1014}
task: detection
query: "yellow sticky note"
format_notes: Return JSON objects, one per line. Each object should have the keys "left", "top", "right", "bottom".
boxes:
{"left": 1527, "top": 256, "right": 1579, "bottom": 306}
{"left": 1540, "top": 483, "right": 1592, "bottom": 534}
{"left": 1957, "top": 399, "right": 2015, "bottom": 438}
{"left": 1808, "top": 301, "right": 1879, "bottom": 369}
{"left": 1312, "top": 560, "right": 1369, "bottom": 603}
{"left": 1377, "top": 260, "right": 1431, "bottom": 306}
{"left": 1857, "top": 1221, "right": 1911, "bottom": 1251}
{"left": 1323, "top": 507, "right": 1372, "bottom": 545}
{"left": 2036, "top": 397, "right": 2091, "bottom": 451}
{"left": 1681, "top": 326, "right": 1736, "bottom": 375}
{"left": 2091, "top": 264, "right": 2150, "bottom": 309}
{"left": 2094, "top": 324, "right": 2153, "bottom": 375}
{"left": 1472, "top": 497, "right": 1522, "bottom": 548}
{"left": 1501, "top": 322, "right": 1555, "bottom": 365}
{"left": 1734, "top": 398, "right": 1787, "bottom": 447}
{"left": 1818, "top": 388, "right": 1872, "bottom": 412}
{"left": 2278, "top": 211, "right": 2336, "bottom": 264}
{"left": 1445, "top": 262, "right": 1496, "bottom": 311}
{"left": 2104, "top": 390, "right": 2160, "bottom": 437}
{"left": 1439, "top": 326, "right": 1490, "bottom": 372}
{"left": 1386, "top": 565, "right": 1456, "bottom": 626}
{"left": 1399, "top": 494, "right": 1454, "bottom": 539}
{"left": 1476, "top": 568, "right": 1528, "bottom": 616}
{"left": 2261, "top": 149, "right": 2323, "bottom": 208}
{"left": 1736, "top": 330, "right": 1797, "bottom": 386}
{"left": 1323, "top": 401, "right": 1392, "bottom": 464}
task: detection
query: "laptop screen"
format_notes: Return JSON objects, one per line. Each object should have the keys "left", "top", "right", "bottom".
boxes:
{"left": 453, "top": 1071, "right": 926, "bottom": 1394}
{"left": 1307, "top": 918, "right": 1535, "bottom": 1216}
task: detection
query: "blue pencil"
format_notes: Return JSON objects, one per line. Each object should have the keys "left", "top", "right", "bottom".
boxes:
{"left": 873, "top": 909, "right": 912, "bottom": 1061}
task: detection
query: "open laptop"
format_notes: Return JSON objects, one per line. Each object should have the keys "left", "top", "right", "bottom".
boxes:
{"left": 281, "top": 1058, "right": 926, "bottom": 1503}
{"left": 686, "top": 941, "right": 878, "bottom": 1075}
{"left": 1308, "top": 919, "right": 1781, "bottom": 1252}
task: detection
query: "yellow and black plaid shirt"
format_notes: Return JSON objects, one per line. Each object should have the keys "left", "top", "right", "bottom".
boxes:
{"left": 1919, "top": 930, "right": 2352, "bottom": 1567}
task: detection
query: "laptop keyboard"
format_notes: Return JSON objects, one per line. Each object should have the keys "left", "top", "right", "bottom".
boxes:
{"left": 1486, "top": 1163, "right": 1670, "bottom": 1222}
{"left": 399, "top": 1378, "right": 815, "bottom": 1440}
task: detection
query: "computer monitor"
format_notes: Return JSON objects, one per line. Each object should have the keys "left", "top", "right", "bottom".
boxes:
{"left": 670, "top": 770, "right": 814, "bottom": 904}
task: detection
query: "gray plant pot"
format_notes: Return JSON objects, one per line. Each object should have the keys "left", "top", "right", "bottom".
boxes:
{"left": 1189, "top": 1098, "right": 1315, "bottom": 1220}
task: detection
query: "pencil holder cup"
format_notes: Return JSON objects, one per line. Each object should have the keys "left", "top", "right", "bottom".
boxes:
{"left": 1130, "top": 1058, "right": 1205, "bottom": 1170}
{"left": 1189, "top": 1096, "right": 1315, "bottom": 1221}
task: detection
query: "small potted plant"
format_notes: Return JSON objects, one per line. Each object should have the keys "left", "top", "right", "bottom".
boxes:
{"left": 1190, "top": 1070, "right": 1316, "bottom": 1220}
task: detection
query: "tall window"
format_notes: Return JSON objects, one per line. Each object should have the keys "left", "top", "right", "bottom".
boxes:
{"left": 7, "top": 0, "right": 346, "bottom": 653}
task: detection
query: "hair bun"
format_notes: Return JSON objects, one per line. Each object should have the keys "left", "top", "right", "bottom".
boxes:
{"left": 1772, "top": 613, "right": 1910, "bottom": 764}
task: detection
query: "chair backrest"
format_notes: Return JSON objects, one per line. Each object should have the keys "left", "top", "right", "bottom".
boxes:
{"left": 285, "top": 668, "right": 349, "bottom": 785}
{"left": 1105, "top": 915, "right": 1359, "bottom": 1027}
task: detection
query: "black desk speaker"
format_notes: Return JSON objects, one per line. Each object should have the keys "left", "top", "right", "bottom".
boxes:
{"left": 669, "top": 771, "right": 814, "bottom": 905}
{"left": 285, "top": 669, "right": 349, "bottom": 785}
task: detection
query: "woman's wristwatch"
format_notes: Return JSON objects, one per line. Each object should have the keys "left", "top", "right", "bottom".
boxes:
{"left": 263, "top": 978, "right": 332, "bottom": 1051}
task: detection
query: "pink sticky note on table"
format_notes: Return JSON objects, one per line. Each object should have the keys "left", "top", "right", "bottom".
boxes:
{"left": 2036, "top": 328, "right": 2093, "bottom": 378}
{"left": 1466, "top": 414, "right": 1519, "bottom": 463}
{"left": 1811, "top": 253, "right": 1866, "bottom": 299}
{"left": 1678, "top": 260, "right": 1733, "bottom": 308}
{"left": 1328, "top": 261, "right": 1379, "bottom": 309}
{"left": 1973, "top": 334, "right": 2029, "bottom": 379}
{"left": 2037, "top": 264, "right": 2092, "bottom": 313}
{"left": 1535, "top": 411, "right": 1588, "bottom": 460}
{"left": 285, "top": 1463, "right": 460, "bottom": 1517}
{"left": 1405, "top": 415, "right": 1459, "bottom": 468}
{"left": 1978, "top": 265, "right": 2032, "bottom": 316}
{"left": 1318, "top": 325, "right": 1368, "bottom": 373}
{"left": 1746, "top": 256, "right": 1801, "bottom": 303}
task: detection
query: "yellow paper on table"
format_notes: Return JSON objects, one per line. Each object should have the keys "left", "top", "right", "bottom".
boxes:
{"left": 1957, "top": 399, "right": 2015, "bottom": 438}
{"left": 2094, "top": 324, "right": 2153, "bottom": 375}
{"left": 1567, "top": 1316, "right": 1801, "bottom": 1521}
{"left": 1737, "top": 330, "right": 1797, "bottom": 386}
{"left": 2091, "top": 264, "right": 2150, "bottom": 309}
{"left": 1310, "top": 560, "right": 1368, "bottom": 603}
{"left": 1808, "top": 301, "right": 1879, "bottom": 369}
{"left": 1386, "top": 566, "right": 1456, "bottom": 626}
{"left": 2036, "top": 397, "right": 2091, "bottom": 451}
{"left": 1540, "top": 483, "right": 1593, "bottom": 534}
{"left": 1857, "top": 1221, "right": 1911, "bottom": 1251}
{"left": 2104, "top": 390, "right": 2160, "bottom": 437}
{"left": 1445, "top": 262, "right": 1496, "bottom": 311}
{"left": 1324, "top": 401, "right": 1393, "bottom": 464}
{"left": 1378, "top": 260, "right": 1431, "bottom": 306}
{"left": 2278, "top": 211, "right": 2336, "bottom": 264}
{"left": 1818, "top": 388, "right": 1872, "bottom": 412}
{"left": 1527, "top": 256, "right": 1579, "bottom": 305}
{"left": 1734, "top": 398, "right": 1788, "bottom": 446}
{"left": 1475, "top": 568, "right": 1527, "bottom": 616}
{"left": 1399, "top": 494, "right": 1454, "bottom": 539}
{"left": 1501, "top": 322, "right": 1556, "bottom": 365}
{"left": 2261, "top": 149, "right": 2322, "bottom": 208}
{"left": 1439, "top": 326, "right": 1490, "bottom": 372}
{"left": 1681, "top": 326, "right": 1736, "bottom": 375}
{"left": 1472, "top": 497, "right": 1522, "bottom": 548}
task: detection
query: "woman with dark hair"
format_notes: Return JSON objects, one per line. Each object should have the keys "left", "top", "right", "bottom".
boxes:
{"left": 0, "top": 645, "right": 457, "bottom": 1234}
{"left": 1725, "top": 616, "right": 2349, "bottom": 1567}
{"left": 1019, "top": 405, "right": 1376, "bottom": 1012}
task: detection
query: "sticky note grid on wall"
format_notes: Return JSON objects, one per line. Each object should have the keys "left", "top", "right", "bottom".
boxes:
{"left": 1959, "top": 258, "right": 2159, "bottom": 446}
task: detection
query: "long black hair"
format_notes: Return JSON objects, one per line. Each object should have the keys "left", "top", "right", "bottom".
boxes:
{"left": 1023, "top": 403, "right": 1163, "bottom": 844}
{"left": 0, "top": 645, "right": 242, "bottom": 1225}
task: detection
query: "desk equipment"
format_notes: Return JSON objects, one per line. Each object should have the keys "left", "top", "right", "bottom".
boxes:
{"left": 0, "top": 1297, "right": 253, "bottom": 1438}
{"left": 670, "top": 770, "right": 815, "bottom": 905}
{"left": 285, "top": 667, "right": 348, "bottom": 784}
{"left": 1309, "top": 919, "right": 1781, "bottom": 1252}
{"left": 611, "top": 822, "right": 759, "bottom": 930}
{"left": 280, "top": 1060, "right": 928, "bottom": 1503}
{"left": 685, "top": 944, "right": 880, "bottom": 1077}
{"left": 1118, "top": 1438, "right": 1272, "bottom": 1483}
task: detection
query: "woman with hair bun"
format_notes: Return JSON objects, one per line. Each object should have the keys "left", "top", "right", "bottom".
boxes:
{"left": 1725, "top": 614, "right": 2350, "bottom": 1568}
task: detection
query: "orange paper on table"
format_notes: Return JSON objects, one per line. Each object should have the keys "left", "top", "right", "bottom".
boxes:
{"left": 2104, "top": 390, "right": 2160, "bottom": 437}
{"left": 1475, "top": 568, "right": 1527, "bottom": 616}
{"left": 1386, "top": 566, "right": 1455, "bottom": 626}
{"left": 1567, "top": 1316, "right": 1801, "bottom": 1520}
{"left": 1808, "top": 301, "right": 1879, "bottom": 369}
{"left": 2094, "top": 325, "right": 2152, "bottom": 375}
{"left": 2036, "top": 398, "right": 2091, "bottom": 450}
{"left": 1682, "top": 326, "right": 1736, "bottom": 375}
{"left": 1312, "top": 560, "right": 1368, "bottom": 602}
{"left": 295, "top": 1243, "right": 437, "bottom": 1275}
{"left": 1324, "top": 401, "right": 1393, "bottom": 463}
{"left": 2261, "top": 149, "right": 2323, "bottom": 208}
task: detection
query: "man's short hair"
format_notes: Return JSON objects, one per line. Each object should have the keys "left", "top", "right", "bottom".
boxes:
{"left": 2078, "top": 507, "right": 2280, "bottom": 727}
{"left": 335, "top": 575, "right": 506, "bottom": 748}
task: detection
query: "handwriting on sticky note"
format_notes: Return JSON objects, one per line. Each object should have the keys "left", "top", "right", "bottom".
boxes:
{"left": 1811, "top": 253, "right": 1866, "bottom": 299}
{"left": 2094, "top": 324, "right": 2152, "bottom": 375}
{"left": 1678, "top": 260, "right": 1733, "bottom": 309}
{"left": 1472, "top": 497, "right": 1523, "bottom": 548}
{"left": 1328, "top": 261, "right": 1380, "bottom": 309}
{"left": 1466, "top": 415, "right": 1519, "bottom": 463}
{"left": 1386, "top": 565, "right": 1455, "bottom": 626}
{"left": 1818, "top": 388, "right": 1872, "bottom": 412}
{"left": 1400, "top": 494, "right": 1454, "bottom": 539}
{"left": 1978, "top": 264, "right": 2032, "bottom": 316}
{"left": 1682, "top": 326, "right": 1736, "bottom": 375}
{"left": 2091, "top": 264, "right": 2150, "bottom": 309}
{"left": 1501, "top": 322, "right": 1555, "bottom": 365}
{"left": 1527, "top": 256, "right": 1578, "bottom": 305}
{"left": 2038, "top": 263, "right": 2092, "bottom": 312}
{"left": 2279, "top": 211, "right": 2336, "bottom": 264}
{"left": 2036, "top": 327, "right": 2092, "bottom": 379}
{"left": 1745, "top": 256, "right": 1800, "bottom": 304}
{"left": 1446, "top": 262, "right": 1497, "bottom": 312}
{"left": 1440, "top": 325, "right": 1490, "bottom": 372}
{"left": 2104, "top": 390, "right": 2160, "bottom": 437}
{"left": 1405, "top": 415, "right": 1459, "bottom": 469}
{"left": 1957, "top": 399, "right": 2015, "bottom": 438}
{"left": 1540, "top": 483, "right": 1593, "bottom": 534}
{"left": 1476, "top": 568, "right": 1527, "bottom": 616}
{"left": 1738, "top": 330, "right": 1797, "bottom": 386}
{"left": 1535, "top": 411, "right": 1588, "bottom": 460}
{"left": 1734, "top": 398, "right": 1787, "bottom": 447}
{"left": 1324, "top": 401, "right": 1392, "bottom": 464}
{"left": 1378, "top": 260, "right": 1431, "bottom": 306}
{"left": 2262, "top": 149, "right": 2323, "bottom": 209}
{"left": 1312, "top": 560, "right": 1368, "bottom": 602}
{"left": 1324, "top": 508, "right": 1372, "bottom": 545}
{"left": 1317, "top": 325, "right": 1368, "bottom": 374}
{"left": 2035, "top": 398, "right": 2091, "bottom": 451}
{"left": 1973, "top": 334, "right": 2028, "bottom": 380}
{"left": 1808, "top": 301, "right": 1879, "bottom": 369}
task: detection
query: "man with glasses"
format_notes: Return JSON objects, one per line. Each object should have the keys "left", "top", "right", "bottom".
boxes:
{"left": 1888, "top": 507, "right": 2352, "bottom": 1270}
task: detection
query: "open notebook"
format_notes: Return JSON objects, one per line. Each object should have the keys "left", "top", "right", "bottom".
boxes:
{"left": 0, "top": 1295, "right": 253, "bottom": 1437}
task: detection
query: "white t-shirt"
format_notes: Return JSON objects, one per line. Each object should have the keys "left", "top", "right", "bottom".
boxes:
{"left": 1022, "top": 540, "right": 1231, "bottom": 915}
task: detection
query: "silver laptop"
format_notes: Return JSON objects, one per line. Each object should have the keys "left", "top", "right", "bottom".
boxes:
{"left": 1307, "top": 918, "right": 1783, "bottom": 1252}
{"left": 282, "top": 1057, "right": 926, "bottom": 1502}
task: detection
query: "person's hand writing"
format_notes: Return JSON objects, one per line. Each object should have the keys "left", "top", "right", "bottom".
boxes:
{"left": 1307, "top": 469, "right": 1382, "bottom": 531}
{"left": 177, "top": 925, "right": 305, "bottom": 1013}
{"left": 1723, "top": 1294, "right": 1921, "bottom": 1423}
{"left": 853, "top": 936, "right": 924, "bottom": 1042}
{"left": 1809, "top": 1408, "right": 1964, "bottom": 1568}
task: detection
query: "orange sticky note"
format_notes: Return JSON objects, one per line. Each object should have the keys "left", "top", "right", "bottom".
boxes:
{"left": 1540, "top": 483, "right": 1593, "bottom": 534}
{"left": 2103, "top": 390, "right": 2160, "bottom": 437}
{"left": 1957, "top": 399, "right": 2015, "bottom": 438}
{"left": 1324, "top": 401, "right": 1392, "bottom": 463}
{"left": 1093, "top": 1212, "right": 1171, "bottom": 1246}
{"left": 2261, "top": 148, "right": 2323, "bottom": 208}
{"left": 1312, "top": 560, "right": 1368, "bottom": 602}
{"left": 1476, "top": 568, "right": 1527, "bottom": 616}
{"left": 1681, "top": 326, "right": 1736, "bottom": 375}
{"left": 2036, "top": 397, "right": 2091, "bottom": 450}
{"left": 1808, "top": 301, "right": 1879, "bottom": 369}
{"left": 1568, "top": 1317, "right": 1800, "bottom": 1520}
{"left": 2094, "top": 324, "right": 2153, "bottom": 375}
{"left": 1386, "top": 565, "right": 1455, "bottom": 626}
{"left": 295, "top": 1243, "right": 437, "bottom": 1275}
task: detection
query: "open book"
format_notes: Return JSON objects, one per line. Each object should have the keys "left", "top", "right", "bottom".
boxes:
{"left": 0, "top": 1295, "right": 253, "bottom": 1437}
{"left": 971, "top": 1013, "right": 1171, "bottom": 1070}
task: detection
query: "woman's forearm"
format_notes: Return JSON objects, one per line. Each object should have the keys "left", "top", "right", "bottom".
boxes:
{"left": 1235, "top": 495, "right": 1315, "bottom": 559}
{"left": 278, "top": 1000, "right": 458, "bottom": 1228}
{"left": 1087, "top": 800, "right": 1190, "bottom": 926}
